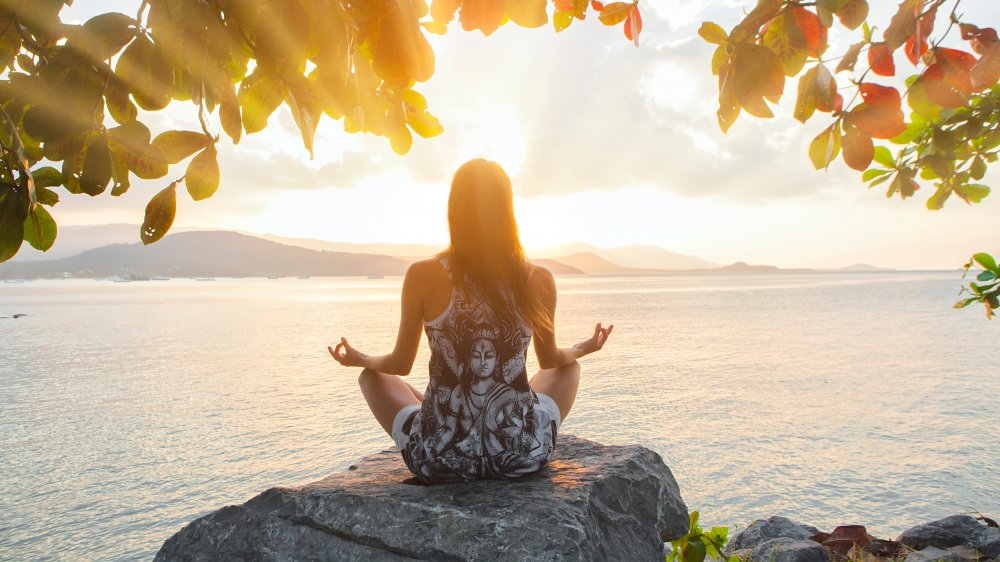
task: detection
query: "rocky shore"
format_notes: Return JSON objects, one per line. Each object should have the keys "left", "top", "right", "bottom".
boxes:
{"left": 726, "top": 514, "right": 999, "bottom": 562}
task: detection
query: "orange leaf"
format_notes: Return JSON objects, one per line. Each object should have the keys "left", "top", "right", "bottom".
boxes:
{"left": 836, "top": 42, "right": 864, "bottom": 73}
{"left": 731, "top": 43, "right": 785, "bottom": 118}
{"left": 554, "top": 0, "right": 575, "bottom": 10}
{"left": 847, "top": 83, "right": 906, "bottom": 139}
{"left": 717, "top": 63, "right": 741, "bottom": 132}
{"left": 814, "top": 63, "right": 837, "bottom": 112}
{"left": 842, "top": 123, "right": 874, "bottom": 171}
{"left": 591, "top": 0, "right": 604, "bottom": 10}
{"left": 624, "top": 5, "right": 642, "bottom": 47}
{"left": 598, "top": 2, "right": 632, "bottom": 25}
{"left": 460, "top": 0, "right": 506, "bottom": 35}
{"left": 730, "top": 0, "right": 783, "bottom": 43}
{"left": 836, "top": 0, "right": 867, "bottom": 31}
{"left": 972, "top": 44, "right": 1000, "bottom": 91}
{"left": 868, "top": 42, "right": 895, "bottom": 76}
{"left": 922, "top": 47, "right": 977, "bottom": 106}
{"left": 960, "top": 23, "right": 1000, "bottom": 56}
{"left": 884, "top": 0, "right": 920, "bottom": 51}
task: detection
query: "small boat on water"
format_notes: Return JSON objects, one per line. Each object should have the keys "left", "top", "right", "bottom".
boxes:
{"left": 297, "top": 275, "right": 310, "bottom": 279}
{"left": 151, "top": 276, "right": 169, "bottom": 281}
{"left": 195, "top": 277, "right": 216, "bottom": 282}
{"left": 367, "top": 275, "right": 384, "bottom": 279}
{"left": 267, "top": 275, "right": 281, "bottom": 279}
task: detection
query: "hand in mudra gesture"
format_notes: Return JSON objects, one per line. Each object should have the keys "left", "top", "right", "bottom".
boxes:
{"left": 573, "top": 323, "right": 614, "bottom": 357}
{"left": 328, "top": 337, "right": 367, "bottom": 367}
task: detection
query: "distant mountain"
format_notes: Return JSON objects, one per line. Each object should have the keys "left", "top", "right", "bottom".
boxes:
{"left": 716, "top": 261, "right": 812, "bottom": 273}
{"left": 532, "top": 259, "right": 584, "bottom": 275}
{"left": 549, "top": 252, "right": 634, "bottom": 274}
{"left": 8, "top": 223, "right": 203, "bottom": 262}
{"left": 533, "top": 242, "right": 718, "bottom": 270}
{"left": 824, "top": 263, "right": 896, "bottom": 272}
{"left": 252, "top": 233, "right": 445, "bottom": 260}
{"left": 0, "top": 231, "right": 409, "bottom": 278}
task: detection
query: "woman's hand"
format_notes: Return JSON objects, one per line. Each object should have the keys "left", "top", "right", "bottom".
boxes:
{"left": 328, "top": 337, "right": 367, "bottom": 367}
{"left": 572, "top": 322, "right": 614, "bottom": 357}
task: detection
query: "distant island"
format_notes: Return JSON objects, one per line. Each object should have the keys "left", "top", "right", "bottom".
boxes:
{"left": 0, "top": 225, "right": 894, "bottom": 279}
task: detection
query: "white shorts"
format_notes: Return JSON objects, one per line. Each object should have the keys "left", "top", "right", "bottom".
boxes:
{"left": 391, "top": 391, "right": 563, "bottom": 451}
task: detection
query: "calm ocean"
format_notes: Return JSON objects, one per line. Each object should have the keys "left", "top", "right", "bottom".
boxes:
{"left": 1, "top": 272, "right": 998, "bottom": 561}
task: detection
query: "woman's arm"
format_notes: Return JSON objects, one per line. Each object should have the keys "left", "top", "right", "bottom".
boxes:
{"left": 531, "top": 267, "right": 613, "bottom": 370}
{"left": 328, "top": 263, "right": 426, "bottom": 376}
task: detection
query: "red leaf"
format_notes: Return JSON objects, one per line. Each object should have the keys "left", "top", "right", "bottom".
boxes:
{"left": 922, "top": 47, "right": 977, "bottom": 105}
{"left": 789, "top": 7, "right": 826, "bottom": 58}
{"left": 624, "top": 5, "right": 642, "bottom": 47}
{"left": 842, "top": 123, "right": 874, "bottom": 171}
{"left": 591, "top": 0, "right": 604, "bottom": 10}
{"left": 905, "top": 5, "right": 936, "bottom": 64}
{"left": 869, "top": 42, "right": 896, "bottom": 76}
{"left": 847, "top": 83, "right": 906, "bottom": 139}
{"left": 834, "top": 93, "right": 843, "bottom": 113}
{"left": 905, "top": 35, "right": 928, "bottom": 65}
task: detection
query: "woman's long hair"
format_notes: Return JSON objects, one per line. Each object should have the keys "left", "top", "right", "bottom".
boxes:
{"left": 442, "top": 159, "right": 552, "bottom": 334}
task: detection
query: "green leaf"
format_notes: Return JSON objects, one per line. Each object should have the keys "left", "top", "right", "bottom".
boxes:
{"left": 115, "top": 35, "right": 173, "bottom": 111}
{"left": 970, "top": 156, "right": 987, "bottom": 180}
{"left": 22, "top": 204, "right": 57, "bottom": 252}
{"left": 141, "top": 182, "right": 177, "bottom": 245}
{"left": 862, "top": 168, "right": 891, "bottom": 181}
{"left": 872, "top": 146, "right": 895, "bottom": 168}
{"left": 868, "top": 174, "right": 892, "bottom": 187}
{"left": 973, "top": 252, "right": 997, "bottom": 272}
{"left": 0, "top": 188, "right": 26, "bottom": 262}
{"left": 926, "top": 186, "right": 950, "bottom": 210}
{"left": 239, "top": 69, "right": 287, "bottom": 134}
{"left": 682, "top": 536, "right": 707, "bottom": 562}
{"left": 955, "top": 183, "right": 990, "bottom": 204}
{"left": 80, "top": 135, "right": 113, "bottom": 196}
{"left": 185, "top": 145, "right": 220, "bottom": 201}
{"left": 36, "top": 186, "right": 59, "bottom": 206}
{"left": 978, "top": 270, "right": 997, "bottom": 283}
{"left": 954, "top": 297, "right": 978, "bottom": 309}
{"left": 70, "top": 12, "right": 137, "bottom": 62}
{"left": 151, "top": 131, "right": 213, "bottom": 164}
{"left": 889, "top": 122, "right": 925, "bottom": 145}
{"left": 31, "top": 166, "right": 62, "bottom": 189}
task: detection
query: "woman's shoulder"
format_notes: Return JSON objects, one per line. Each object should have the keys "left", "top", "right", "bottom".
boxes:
{"left": 406, "top": 257, "right": 450, "bottom": 282}
{"left": 525, "top": 261, "right": 555, "bottom": 290}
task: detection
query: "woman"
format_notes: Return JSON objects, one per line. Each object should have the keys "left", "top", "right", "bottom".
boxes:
{"left": 329, "top": 158, "right": 613, "bottom": 483}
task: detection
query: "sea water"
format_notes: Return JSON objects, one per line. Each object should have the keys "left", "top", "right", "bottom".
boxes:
{"left": 1, "top": 272, "right": 998, "bottom": 560}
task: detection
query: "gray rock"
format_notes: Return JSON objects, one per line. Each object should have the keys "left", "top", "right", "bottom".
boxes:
{"left": 731, "top": 516, "right": 821, "bottom": 551}
{"left": 898, "top": 515, "right": 1000, "bottom": 558}
{"left": 738, "top": 537, "right": 830, "bottom": 562}
{"left": 155, "top": 434, "right": 689, "bottom": 561}
{"left": 903, "top": 546, "right": 965, "bottom": 562}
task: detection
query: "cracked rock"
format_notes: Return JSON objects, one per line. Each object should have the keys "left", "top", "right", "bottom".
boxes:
{"left": 154, "top": 434, "right": 689, "bottom": 561}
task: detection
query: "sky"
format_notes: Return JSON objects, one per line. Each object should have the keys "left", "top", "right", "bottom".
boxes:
{"left": 49, "top": 0, "right": 1000, "bottom": 269}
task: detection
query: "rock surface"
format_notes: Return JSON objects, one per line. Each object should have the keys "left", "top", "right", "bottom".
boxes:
{"left": 731, "top": 516, "right": 821, "bottom": 551}
{"left": 155, "top": 434, "right": 689, "bottom": 561}
{"left": 897, "top": 515, "right": 1000, "bottom": 559}
{"left": 739, "top": 538, "right": 831, "bottom": 562}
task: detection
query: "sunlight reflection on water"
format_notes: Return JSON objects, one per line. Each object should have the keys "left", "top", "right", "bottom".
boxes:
{"left": 1, "top": 272, "right": 998, "bottom": 560}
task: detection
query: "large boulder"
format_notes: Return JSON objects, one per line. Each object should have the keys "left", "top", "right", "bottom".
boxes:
{"left": 897, "top": 515, "right": 1000, "bottom": 559}
{"left": 155, "top": 434, "right": 689, "bottom": 561}
{"left": 731, "top": 516, "right": 821, "bottom": 551}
